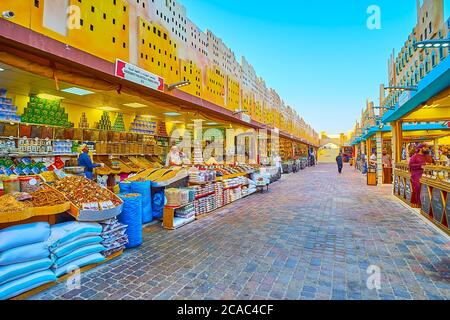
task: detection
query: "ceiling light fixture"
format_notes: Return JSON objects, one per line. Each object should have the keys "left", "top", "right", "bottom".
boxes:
{"left": 414, "top": 39, "right": 450, "bottom": 49}
{"left": 61, "top": 87, "right": 94, "bottom": 96}
{"left": 167, "top": 81, "right": 191, "bottom": 91}
{"left": 99, "top": 106, "right": 120, "bottom": 111}
{"left": 164, "top": 112, "right": 182, "bottom": 116}
{"left": 124, "top": 102, "right": 148, "bottom": 108}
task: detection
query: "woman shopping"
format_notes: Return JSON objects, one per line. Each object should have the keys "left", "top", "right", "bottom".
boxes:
{"left": 409, "top": 144, "right": 426, "bottom": 208}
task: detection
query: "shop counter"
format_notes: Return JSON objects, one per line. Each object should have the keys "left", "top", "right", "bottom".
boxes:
{"left": 393, "top": 163, "right": 412, "bottom": 205}
{"left": 420, "top": 165, "right": 450, "bottom": 235}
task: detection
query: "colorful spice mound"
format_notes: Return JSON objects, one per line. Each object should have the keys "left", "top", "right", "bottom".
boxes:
{"left": 0, "top": 195, "right": 30, "bottom": 213}
{"left": 53, "top": 176, "right": 121, "bottom": 208}
{"left": 29, "top": 187, "right": 67, "bottom": 207}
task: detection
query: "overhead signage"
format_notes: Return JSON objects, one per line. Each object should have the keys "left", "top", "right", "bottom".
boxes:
{"left": 115, "top": 59, "right": 164, "bottom": 92}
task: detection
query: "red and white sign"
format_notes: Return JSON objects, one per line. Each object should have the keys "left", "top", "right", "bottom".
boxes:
{"left": 115, "top": 59, "right": 164, "bottom": 92}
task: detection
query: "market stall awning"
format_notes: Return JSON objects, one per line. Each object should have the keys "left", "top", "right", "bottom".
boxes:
{"left": 382, "top": 58, "right": 450, "bottom": 123}
{"left": 360, "top": 122, "right": 449, "bottom": 141}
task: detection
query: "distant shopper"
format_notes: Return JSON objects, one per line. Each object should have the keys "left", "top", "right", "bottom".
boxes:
{"left": 409, "top": 144, "right": 426, "bottom": 208}
{"left": 166, "top": 145, "right": 182, "bottom": 166}
{"left": 382, "top": 148, "right": 393, "bottom": 184}
{"left": 369, "top": 152, "right": 377, "bottom": 167}
{"left": 336, "top": 153, "right": 343, "bottom": 174}
{"left": 423, "top": 146, "right": 435, "bottom": 165}
{"left": 77, "top": 144, "right": 103, "bottom": 180}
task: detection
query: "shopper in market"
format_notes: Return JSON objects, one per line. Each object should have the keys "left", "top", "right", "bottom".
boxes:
{"left": 166, "top": 145, "right": 183, "bottom": 166}
{"left": 336, "top": 152, "right": 344, "bottom": 174}
{"left": 423, "top": 146, "right": 435, "bottom": 165}
{"left": 382, "top": 148, "right": 393, "bottom": 184}
{"left": 77, "top": 144, "right": 103, "bottom": 180}
{"left": 409, "top": 144, "right": 426, "bottom": 208}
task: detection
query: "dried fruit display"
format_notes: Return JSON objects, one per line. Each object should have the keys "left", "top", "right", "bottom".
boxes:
{"left": 53, "top": 176, "right": 121, "bottom": 208}
{"left": 28, "top": 186, "right": 68, "bottom": 207}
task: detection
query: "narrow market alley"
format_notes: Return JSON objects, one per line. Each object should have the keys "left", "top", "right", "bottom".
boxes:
{"left": 31, "top": 164, "right": 450, "bottom": 300}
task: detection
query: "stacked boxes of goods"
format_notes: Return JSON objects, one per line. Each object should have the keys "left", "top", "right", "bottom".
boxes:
{"left": 48, "top": 222, "right": 105, "bottom": 278}
{"left": 53, "top": 140, "right": 73, "bottom": 154}
{"left": 0, "top": 139, "right": 16, "bottom": 155}
{"left": 214, "top": 182, "right": 224, "bottom": 208}
{"left": 0, "top": 90, "right": 20, "bottom": 122}
{"left": 78, "top": 113, "right": 89, "bottom": 129}
{"left": 17, "top": 138, "right": 53, "bottom": 154}
{"left": 130, "top": 116, "right": 156, "bottom": 135}
{"left": 175, "top": 203, "right": 196, "bottom": 219}
{"left": 156, "top": 121, "right": 167, "bottom": 137}
{"left": 0, "top": 222, "right": 56, "bottom": 300}
{"left": 222, "top": 177, "right": 246, "bottom": 205}
{"left": 193, "top": 141, "right": 204, "bottom": 164}
{"left": 113, "top": 113, "right": 125, "bottom": 132}
{"left": 0, "top": 158, "right": 49, "bottom": 177}
{"left": 97, "top": 112, "right": 112, "bottom": 131}
{"left": 99, "top": 218, "right": 128, "bottom": 257}
{"left": 193, "top": 183, "right": 216, "bottom": 216}
{"left": 21, "top": 96, "right": 71, "bottom": 127}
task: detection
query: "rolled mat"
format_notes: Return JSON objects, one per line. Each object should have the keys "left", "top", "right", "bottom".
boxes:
{"left": 118, "top": 194, "right": 143, "bottom": 248}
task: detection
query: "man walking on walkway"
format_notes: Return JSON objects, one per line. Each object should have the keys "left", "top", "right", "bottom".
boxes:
{"left": 336, "top": 152, "right": 344, "bottom": 174}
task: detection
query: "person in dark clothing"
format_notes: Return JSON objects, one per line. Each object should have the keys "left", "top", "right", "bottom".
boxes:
{"left": 336, "top": 153, "right": 343, "bottom": 174}
{"left": 77, "top": 144, "right": 102, "bottom": 180}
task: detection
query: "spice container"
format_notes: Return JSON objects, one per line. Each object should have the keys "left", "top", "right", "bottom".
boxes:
{"left": 19, "top": 176, "right": 41, "bottom": 193}
{"left": 3, "top": 177, "right": 20, "bottom": 194}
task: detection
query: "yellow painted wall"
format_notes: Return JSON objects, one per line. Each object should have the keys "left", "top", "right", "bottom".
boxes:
{"left": 138, "top": 17, "right": 180, "bottom": 86}
{"left": 0, "top": 0, "right": 319, "bottom": 145}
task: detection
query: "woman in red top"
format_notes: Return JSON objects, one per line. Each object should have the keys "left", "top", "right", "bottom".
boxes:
{"left": 409, "top": 144, "right": 426, "bottom": 208}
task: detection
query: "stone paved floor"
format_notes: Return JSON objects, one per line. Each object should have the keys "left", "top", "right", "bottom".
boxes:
{"left": 31, "top": 163, "right": 450, "bottom": 300}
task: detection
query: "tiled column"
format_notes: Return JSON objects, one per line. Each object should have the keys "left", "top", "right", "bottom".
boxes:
{"left": 376, "top": 131, "right": 383, "bottom": 185}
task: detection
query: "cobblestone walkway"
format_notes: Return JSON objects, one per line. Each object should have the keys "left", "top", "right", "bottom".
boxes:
{"left": 32, "top": 164, "right": 450, "bottom": 300}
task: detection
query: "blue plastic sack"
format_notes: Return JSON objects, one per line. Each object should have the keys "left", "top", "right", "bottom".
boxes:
{"left": 152, "top": 187, "right": 165, "bottom": 219}
{"left": 0, "top": 242, "right": 49, "bottom": 266}
{"left": 131, "top": 181, "right": 152, "bottom": 223}
{"left": 0, "top": 258, "right": 53, "bottom": 286}
{"left": 51, "top": 236, "right": 103, "bottom": 259}
{"left": 0, "top": 270, "right": 56, "bottom": 300}
{"left": 53, "top": 253, "right": 105, "bottom": 278}
{"left": 0, "top": 223, "right": 50, "bottom": 252}
{"left": 119, "top": 181, "right": 132, "bottom": 194}
{"left": 118, "top": 194, "right": 143, "bottom": 249}
{"left": 48, "top": 222, "right": 102, "bottom": 248}
{"left": 52, "top": 244, "right": 106, "bottom": 268}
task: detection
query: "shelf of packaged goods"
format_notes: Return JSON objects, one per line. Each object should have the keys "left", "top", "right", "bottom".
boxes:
{"left": 215, "top": 172, "right": 249, "bottom": 181}
{"left": 93, "top": 153, "right": 154, "bottom": 157}
{"left": 3, "top": 153, "right": 78, "bottom": 157}
{"left": 195, "top": 191, "right": 215, "bottom": 200}
{"left": 188, "top": 181, "right": 214, "bottom": 186}
{"left": 223, "top": 184, "right": 242, "bottom": 191}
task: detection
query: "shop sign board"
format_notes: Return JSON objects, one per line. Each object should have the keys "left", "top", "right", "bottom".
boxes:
{"left": 398, "top": 91, "right": 412, "bottom": 107}
{"left": 115, "top": 59, "right": 164, "bottom": 92}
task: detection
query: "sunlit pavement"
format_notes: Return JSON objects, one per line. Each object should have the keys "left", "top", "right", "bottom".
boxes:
{"left": 31, "top": 164, "right": 450, "bottom": 300}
